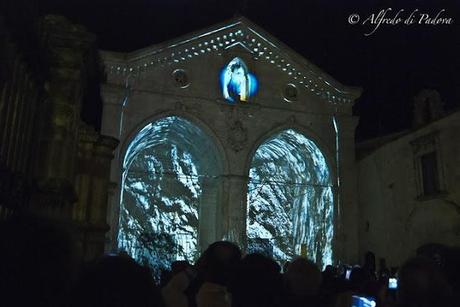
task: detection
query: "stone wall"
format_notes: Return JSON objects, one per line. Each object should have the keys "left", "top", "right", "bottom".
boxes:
{"left": 357, "top": 111, "right": 460, "bottom": 267}
{"left": 0, "top": 15, "right": 42, "bottom": 218}
{"left": 0, "top": 11, "right": 118, "bottom": 262}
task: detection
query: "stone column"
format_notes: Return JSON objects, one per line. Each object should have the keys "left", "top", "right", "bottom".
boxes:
{"left": 0, "top": 22, "right": 41, "bottom": 217}
{"left": 0, "top": 82, "right": 7, "bottom": 163}
{"left": 74, "top": 123, "right": 119, "bottom": 261}
{"left": 5, "top": 63, "right": 26, "bottom": 170}
{"left": 334, "top": 115, "right": 360, "bottom": 264}
{"left": 100, "top": 83, "right": 125, "bottom": 250}
{"left": 19, "top": 86, "right": 39, "bottom": 173}
{"left": 100, "top": 83, "right": 125, "bottom": 138}
{"left": 32, "top": 15, "right": 95, "bottom": 216}
{"left": 0, "top": 61, "right": 12, "bottom": 163}
{"left": 0, "top": 58, "right": 21, "bottom": 166}
{"left": 222, "top": 174, "right": 249, "bottom": 249}
{"left": 9, "top": 71, "right": 30, "bottom": 172}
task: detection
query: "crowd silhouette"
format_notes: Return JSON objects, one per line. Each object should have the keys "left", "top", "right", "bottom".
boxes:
{"left": 0, "top": 215, "right": 458, "bottom": 307}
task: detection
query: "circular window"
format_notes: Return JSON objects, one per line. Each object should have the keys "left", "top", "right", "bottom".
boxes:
{"left": 283, "top": 83, "right": 298, "bottom": 102}
{"left": 172, "top": 69, "right": 190, "bottom": 88}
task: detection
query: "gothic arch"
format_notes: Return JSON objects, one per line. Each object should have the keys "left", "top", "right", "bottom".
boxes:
{"left": 119, "top": 110, "right": 229, "bottom": 174}
{"left": 116, "top": 113, "right": 226, "bottom": 274}
{"left": 245, "top": 122, "right": 337, "bottom": 181}
{"left": 245, "top": 124, "right": 337, "bottom": 267}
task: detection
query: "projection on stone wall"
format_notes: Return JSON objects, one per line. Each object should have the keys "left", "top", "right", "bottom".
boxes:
{"left": 221, "top": 57, "right": 258, "bottom": 103}
{"left": 118, "top": 116, "right": 221, "bottom": 277}
{"left": 247, "top": 129, "right": 334, "bottom": 268}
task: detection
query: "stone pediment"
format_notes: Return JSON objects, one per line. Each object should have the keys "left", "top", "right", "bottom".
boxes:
{"left": 100, "top": 16, "right": 361, "bottom": 105}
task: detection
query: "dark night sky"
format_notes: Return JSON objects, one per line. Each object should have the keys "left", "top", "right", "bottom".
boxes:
{"left": 36, "top": 0, "right": 460, "bottom": 140}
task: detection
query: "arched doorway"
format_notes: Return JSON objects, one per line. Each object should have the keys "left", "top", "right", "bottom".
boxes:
{"left": 118, "top": 116, "right": 223, "bottom": 274}
{"left": 247, "top": 129, "right": 334, "bottom": 268}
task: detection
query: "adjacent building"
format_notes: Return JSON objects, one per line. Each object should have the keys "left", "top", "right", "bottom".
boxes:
{"left": 357, "top": 89, "right": 460, "bottom": 266}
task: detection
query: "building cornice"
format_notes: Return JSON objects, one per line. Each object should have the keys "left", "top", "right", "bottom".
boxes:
{"left": 100, "top": 16, "right": 361, "bottom": 105}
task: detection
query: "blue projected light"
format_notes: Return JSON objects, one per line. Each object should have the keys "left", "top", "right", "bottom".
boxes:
{"left": 352, "top": 296, "right": 376, "bottom": 307}
{"left": 119, "top": 116, "right": 222, "bottom": 280}
{"left": 220, "top": 57, "right": 258, "bottom": 103}
{"left": 247, "top": 129, "right": 334, "bottom": 268}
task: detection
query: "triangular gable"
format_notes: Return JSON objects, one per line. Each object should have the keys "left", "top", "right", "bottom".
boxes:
{"left": 101, "top": 16, "right": 361, "bottom": 105}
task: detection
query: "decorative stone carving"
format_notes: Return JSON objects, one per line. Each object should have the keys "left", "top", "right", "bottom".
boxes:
{"left": 287, "top": 115, "right": 297, "bottom": 125}
{"left": 172, "top": 69, "right": 190, "bottom": 88}
{"left": 101, "top": 17, "right": 362, "bottom": 105}
{"left": 227, "top": 120, "right": 248, "bottom": 152}
{"left": 410, "top": 131, "right": 438, "bottom": 154}
{"left": 75, "top": 121, "right": 119, "bottom": 259}
{"left": 173, "top": 101, "right": 202, "bottom": 116}
{"left": 174, "top": 101, "right": 187, "bottom": 111}
{"left": 33, "top": 178, "right": 78, "bottom": 210}
{"left": 283, "top": 83, "right": 298, "bottom": 102}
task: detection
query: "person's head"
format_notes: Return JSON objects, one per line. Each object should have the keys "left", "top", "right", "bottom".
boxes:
{"left": 232, "top": 253, "right": 282, "bottom": 307}
{"left": 196, "top": 241, "right": 241, "bottom": 286}
{"left": 349, "top": 267, "right": 371, "bottom": 292}
{"left": 72, "top": 255, "right": 159, "bottom": 307}
{"left": 171, "top": 260, "right": 191, "bottom": 276}
{"left": 283, "top": 261, "right": 291, "bottom": 273}
{"left": 283, "top": 257, "right": 322, "bottom": 298}
{"left": 398, "top": 256, "right": 452, "bottom": 307}
{"left": 322, "top": 265, "right": 336, "bottom": 283}
{"left": 323, "top": 265, "right": 335, "bottom": 274}
{"left": 362, "top": 280, "right": 387, "bottom": 306}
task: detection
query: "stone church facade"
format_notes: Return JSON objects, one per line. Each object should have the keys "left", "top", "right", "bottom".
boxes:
{"left": 100, "top": 17, "right": 362, "bottom": 264}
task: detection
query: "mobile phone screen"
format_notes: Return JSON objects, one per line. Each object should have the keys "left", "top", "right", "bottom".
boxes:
{"left": 388, "top": 277, "right": 398, "bottom": 289}
{"left": 351, "top": 295, "right": 376, "bottom": 307}
{"left": 345, "top": 268, "right": 352, "bottom": 280}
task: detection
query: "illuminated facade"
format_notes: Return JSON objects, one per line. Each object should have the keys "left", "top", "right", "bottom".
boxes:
{"left": 100, "top": 17, "right": 361, "bottom": 266}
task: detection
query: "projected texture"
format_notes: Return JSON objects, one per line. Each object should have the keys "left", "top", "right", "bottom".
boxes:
{"left": 221, "top": 57, "right": 258, "bottom": 103}
{"left": 247, "top": 129, "right": 334, "bottom": 268}
{"left": 119, "top": 116, "right": 221, "bottom": 275}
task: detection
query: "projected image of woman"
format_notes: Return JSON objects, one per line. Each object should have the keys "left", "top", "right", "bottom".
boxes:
{"left": 222, "top": 57, "right": 250, "bottom": 103}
